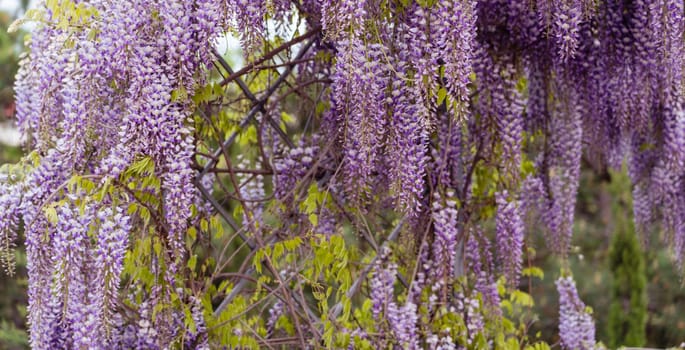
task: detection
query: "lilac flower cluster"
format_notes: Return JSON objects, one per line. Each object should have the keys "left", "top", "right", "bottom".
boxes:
{"left": 455, "top": 294, "right": 485, "bottom": 344}
{"left": 473, "top": 47, "right": 524, "bottom": 178}
{"left": 333, "top": 39, "right": 388, "bottom": 201}
{"left": 556, "top": 276, "right": 596, "bottom": 350}
{"left": 0, "top": 173, "right": 21, "bottom": 274}
{"left": 433, "top": 108, "right": 464, "bottom": 189}
{"left": 466, "top": 235, "right": 500, "bottom": 310}
{"left": 369, "top": 247, "right": 420, "bottom": 349}
{"left": 553, "top": 0, "right": 582, "bottom": 62}
{"left": 321, "top": 0, "right": 368, "bottom": 41}
{"left": 434, "top": 0, "right": 478, "bottom": 109}
{"left": 237, "top": 156, "right": 266, "bottom": 232}
{"left": 370, "top": 247, "right": 397, "bottom": 320}
{"left": 228, "top": 0, "right": 265, "bottom": 53}
{"left": 425, "top": 292, "right": 485, "bottom": 349}
{"left": 431, "top": 192, "right": 459, "bottom": 280}
{"left": 273, "top": 143, "right": 318, "bottom": 202}
{"left": 387, "top": 74, "right": 430, "bottom": 216}
{"left": 325, "top": 0, "right": 481, "bottom": 218}
{"left": 184, "top": 297, "right": 210, "bottom": 350}
{"left": 495, "top": 191, "right": 524, "bottom": 286}
{"left": 22, "top": 200, "right": 133, "bottom": 349}
{"left": 267, "top": 300, "right": 284, "bottom": 337}
{"left": 108, "top": 299, "right": 161, "bottom": 349}
{"left": 8, "top": 0, "right": 229, "bottom": 347}
{"left": 51, "top": 203, "right": 98, "bottom": 348}
{"left": 372, "top": 244, "right": 491, "bottom": 349}
{"left": 94, "top": 207, "right": 131, "bottom": 330}
{"left": 543, "top": 91, "right": 583, "bottom": 254}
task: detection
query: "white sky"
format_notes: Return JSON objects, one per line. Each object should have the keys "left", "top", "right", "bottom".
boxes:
{"left": 0, "top": 0, "right": 30, "bottom": 14}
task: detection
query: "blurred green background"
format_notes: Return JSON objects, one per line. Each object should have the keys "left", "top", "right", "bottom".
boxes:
{"left": 0, "top": 3, "right": 684, "bottom": 349}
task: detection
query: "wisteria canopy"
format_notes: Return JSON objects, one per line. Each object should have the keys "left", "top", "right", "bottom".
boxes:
{"left": 1, "top": 0, "right": 683, "bottom": 349}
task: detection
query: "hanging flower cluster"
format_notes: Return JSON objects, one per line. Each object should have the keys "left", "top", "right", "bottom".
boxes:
{"left": 7, "top": 0, "right": 229, "bottom": 347}
{"left": 556, "top": 276, "right": 596, "bottom": 349}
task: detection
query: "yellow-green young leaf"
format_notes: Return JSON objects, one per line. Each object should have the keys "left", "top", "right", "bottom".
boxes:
{"left": 26, "top": 8, "right": 45, "bottom": 20}
{"left": 218, "top": 280, "right": 231, "bottom": 294}
{"left": 506, "top": 337, "right": 520, "bottom": 350}
{"left": 341, "top": 297, "right": 352, "bottom": 321}
{"left": 184, "top": 305, "right": 197, "bottom": 334}
{"left": 525, "top": 342, "right": 551, "bottom": 350}
{"left": 238, "top": 125, "right": 258, "bottom": 146}
{"left": 44, "top": 206, "right": 58, "bottom": 225}
{"left": 86, "top": 27, "right": 100, "bottom": 40}
{"left": 127, "top": 203, "right": 138, "bottom": 215}
{"left": 301, "top": 183, "right": 321, "bottom": 214}
{"left": 171, "top": 86, "right": 188, "bottom": 102}
{"left": 497, "top": 277, "right": 507, "bottom": 295}
{"left": 232, "top": 205, "right": 244, "bottom": 220}
{"left": 273, "top": 243, "right": 284, "bottom": 261}
{"left": 639, "top": 142, "right": 656, "bottom": 152}
{"left": 125, "top": 156, "right": 154, "bottom": 177}
{"left": 280, "top": 111, "right": 295, "bottom": 124}
{"left": 308, "top": 213, "right": 318, "bottom": 226}
{"left": 153, "top": 240, "right": 163, "bottom": 257}
{"left": 315, "top": 101, "right": 329, "bottom": 116}
{"left": 80, "top": 177, "right": 95, "bottom": 192}
{"left": 510, "top": 290, "right": 534, "bottom": 307}
{"left": 253, "top": 250, "right": 263, "bottom": 274}
{"left": 521, "top": 158, "right": 536, "bottom": 177}
{"left": 500, "top": 299, "right": 513, "bottom": 314}
{"left": 93, "top": 178, "right": 111, "bottom": 202}
{"left": 471, "top": 333, "right": 488, "bottom": 349}
{"left": 188, "top": 226, "right": 197, "bottom": 241}
{"left": 522, "top": 266, "right": 544, "bottom": 279}
{"left": 210, "top": 215, "right": 222, "bottom": 231}
{"left": 436, "top": 87, "right": 448, "bottom": 105}
{"left": 187, "top": 254, "right": 197, "bottom": 271}
{"left": 283, "top": 237, "right": 302, "bottom": 251}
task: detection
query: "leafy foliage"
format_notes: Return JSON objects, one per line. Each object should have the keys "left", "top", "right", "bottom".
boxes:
{"left": 607, "top": 172, "right": 647, "bottom": 348}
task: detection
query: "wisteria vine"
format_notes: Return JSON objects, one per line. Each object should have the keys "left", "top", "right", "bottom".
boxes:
{"left": 2, "top": 0, "right": 684, "bottom": 348}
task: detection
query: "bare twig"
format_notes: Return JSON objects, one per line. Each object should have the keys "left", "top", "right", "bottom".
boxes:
{"left": 217, "top": 26, "right": 321, "bottom": 87}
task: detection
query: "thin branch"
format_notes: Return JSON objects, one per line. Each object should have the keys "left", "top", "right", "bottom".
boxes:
{"left": 199, "top": 38, "right": 316, "bottom": 180}
{"left": 329, "top": 216, "right": 407, "bottom": 319}
{"left": 217, "top": 25, "right": 321, "bottom": 86}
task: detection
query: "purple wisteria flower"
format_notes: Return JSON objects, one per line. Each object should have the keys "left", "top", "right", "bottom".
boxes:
{"left": 496, "top": 191, "right": 524, "bottom": 286}
{"left": 556, "top": 276, "right": 596, "bottom": 350}
{"left": 431, "top": 192, "right": 459, "bottom": 280}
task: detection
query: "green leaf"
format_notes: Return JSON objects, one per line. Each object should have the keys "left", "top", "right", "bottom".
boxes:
{"left": 510, "top": 290, "right": 534, "bottom": 307}
{"left": 522, "top": 266, "right": 544, "bottom": 280}
{"left": 44, "top": 206, "right": 58, "bottom": 225}
{"left": 308, "top": 213, "right": 318, "bottom": 226}
{"left": 187, "top": 254, "right": 197, "bottom": 271}
{"left": 436, "top": 87, "right": 448, "bottom": 105}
